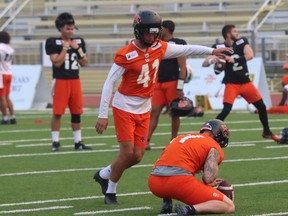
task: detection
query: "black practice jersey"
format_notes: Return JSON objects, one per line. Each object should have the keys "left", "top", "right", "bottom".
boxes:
{"left": 157, "top": 38, "right": 187, "bottom": 83}
{"left": 212, "top": 37, "right": 250, "bottom": 84}
{"left": 45, "top": 37, "right": 86, "bottom": 79}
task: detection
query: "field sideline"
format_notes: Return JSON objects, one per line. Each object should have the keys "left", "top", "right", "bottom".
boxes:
{"left": 0, "top": 109, "right": 288, "bottom": 216}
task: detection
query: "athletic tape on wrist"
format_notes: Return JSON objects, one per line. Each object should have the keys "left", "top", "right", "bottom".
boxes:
{"left": 177, "top": 79, "right": 184, "bottom": 90}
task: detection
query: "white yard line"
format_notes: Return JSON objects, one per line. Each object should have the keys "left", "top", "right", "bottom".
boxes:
{"left": 0, "top": 206, "right": 73, "bottom": 214}
{"left": 0, "top": 179, "right": 287, "bottom": 208}
{"left": 252, "top": 212, "right": 288, "bottom": 216}
{"left": 74, "top": 206, "right": 152, "bottom": 215}
{"left": 15, "top": 143, "right": 107, "bottom": 148}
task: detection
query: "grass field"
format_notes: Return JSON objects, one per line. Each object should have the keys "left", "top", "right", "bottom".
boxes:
{"left": 0, "top": 108, "right": 288, "bottom": 216}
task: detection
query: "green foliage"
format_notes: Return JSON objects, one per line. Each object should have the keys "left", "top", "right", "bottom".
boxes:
{"left": 0, "top": 109, "right": 287, "bottom": 215}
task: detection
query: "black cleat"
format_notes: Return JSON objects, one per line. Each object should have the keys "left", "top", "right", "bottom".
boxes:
{"left": 9, "top": 118, "right": 17, "bottom": 124}
{"left": 1, "top": 119, "right": 8, "bottom": 125}
{"left": 175, "top": 204, "right": 189, "bottom": 215}
{"left": 160, "top": 198, "right": 172, "bottom": 214}
{"left": 51, "top": 141, "right": 60, "bottom": 151}
{"left": 104, "top": 193, "right": 119, "bottom": 205}
{"left": 93, "top": 170, "right": 108, "bottom": 195}
{"left": 74, "top": 141, "right": 92, "bottom": 150}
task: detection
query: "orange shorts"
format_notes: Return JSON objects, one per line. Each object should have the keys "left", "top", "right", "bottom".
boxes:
{"left": 0, "top": 74, "right": 12, "bottom": 96}
{"left": 152, "top": 81, "right": 177, "bottom": 106}
{"left": 223, "top": 82, "right": 262, "bottom": 104}
{"left": 52, "top": 79, "right": 83, "bottom": 115}
{"left": 148, "top": 175, "right": 224, "bottom": 205}
{"left": 112, "top": 107, "right": 150, "bottom": 148}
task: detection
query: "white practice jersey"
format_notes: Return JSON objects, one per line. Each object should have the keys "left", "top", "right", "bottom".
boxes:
{"left": 0, "top": 43, "right": 14, "bottom": 75}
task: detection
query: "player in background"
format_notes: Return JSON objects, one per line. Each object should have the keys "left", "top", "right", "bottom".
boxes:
{"left": 0, "top": 31, "right": 16, "bottom": 125}
{"left": 45, "top": 12, "right": 91, "bottom": 151}
{"left": 148, "top": 119, "right": 235, "bottom": 215}
{"left": 146, "top": 20, "right": 187, "bottom": 150}
{"left": 264, "top": 75, "right": 288, "bottom": 114}
{"left": 202, "top": 24, "right": 279, "bottom": 142}
{"left": 93, "top": 10, "right": 233, "bottom": 205}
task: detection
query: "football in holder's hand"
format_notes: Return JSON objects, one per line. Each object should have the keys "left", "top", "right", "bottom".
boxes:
{"left": 214, "top": 58, "right": 226, "bottom": 74}
{"left": 217, "top": 179, "right": 234, "bottom": 201}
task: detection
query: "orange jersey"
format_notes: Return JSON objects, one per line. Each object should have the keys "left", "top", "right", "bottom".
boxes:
{"left": 115, "top": 39, "right": 168, "bottom": 98}
{"left": 153, "top": 133, "right": 224, "bottom": 175}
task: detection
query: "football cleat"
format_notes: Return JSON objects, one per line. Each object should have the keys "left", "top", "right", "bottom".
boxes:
{"left": 93, "top": 170, "right": 108, "bottom": 195}
{"left": 175, "top": 204, "right": 196, "bottom": 215}
{"left": 175, "top": 204, "right": 189, "bottom": 215}
{"left": 160, "top": 198, "right": 172, "bottom": 214}
{"left": 74, "top": 141, "right": 92, "bottom": 150}
{"left": 1, "top": 119, "right": 8, "bottom": 125}
{"left": 51, "top": 141, "right": 60, "bottom": 151}
{"left": 9, "top": 118, "right": 17, "bottom": 124}
{"left": 104, "top": 193, "right": 119, "bottom": 205}
{"left": 262, "top": 133, "right": 280, "bottom": 142}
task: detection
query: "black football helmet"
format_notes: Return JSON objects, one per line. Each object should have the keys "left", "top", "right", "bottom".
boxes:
{"left": 170, "top": 97, "right": 194, "bottom": 117}
{"left": 189, "top": 106, "right": 204, "bottom": 117}
{"left": 279, "top": 127, "right": 288, "bottom": 144}
{"left": 133, "top": 10, "right": 162, "bottom": 47}
{"left": 55, "top": 12, "right": 77, "bottom": 31}
{"left": 200, "top": 119, "right": 229, "bottom": 148}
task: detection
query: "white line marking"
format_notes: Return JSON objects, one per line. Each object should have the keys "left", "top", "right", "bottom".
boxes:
{"left": 224, "top": 156, "right": 288, "bottom": 162}
{"left": 0, "top": 179, "right": 287, "bottom": 208}
{"left": 265, "top": 145, "right": 288, "bottom": 149}
{"left": 0, "top": 192, "right": 151, "bottom": 207}
{"left": 74, "top": 206, "right": 152, "bottom": 215}
{"left": 252, "top": 212, "right": 288, "bottom": 216}
{"left": 0, "top": 206, "right": 73, "bottom": 214}
{"left": 1, "top": 155, "right": 288, "bottom": 177}
{"left": 0, "top": 149, "right": 118, "bottom": 158}
{"left": 158, "top": 214, "right": 177, "bottom": 216}
{"left": 15, "top": 143, "right": 107, "bottom": 148}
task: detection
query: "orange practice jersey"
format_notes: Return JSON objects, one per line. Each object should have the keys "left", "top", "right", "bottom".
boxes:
{"left": 115, "top": 40, "right": 168, "bottom": 98}
{"left": 153, "top": 133, "right": 224, "bottom": 175}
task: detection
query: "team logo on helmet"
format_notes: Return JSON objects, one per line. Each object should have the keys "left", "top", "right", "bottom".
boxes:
{"left": 133, "top": 15, "right": 141, "bottom": 25}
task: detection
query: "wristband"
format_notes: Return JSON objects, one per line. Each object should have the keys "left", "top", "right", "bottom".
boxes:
{"left": 62, "top": 46, "right": 69, "bottom": 51}
{"left": 177, "top": 79, "right": 184, "bottom": 91}
{"left": 235, "top": 56, "right": 246, "bottom": 64}
{"left": 77, "top": 47, "right": 85, "bottom": 59}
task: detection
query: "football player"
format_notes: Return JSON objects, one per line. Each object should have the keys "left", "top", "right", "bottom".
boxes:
{"left": 0, "top": 31, "right": 16, "bottom": 124}
{"left": 93, "top": 10, "right": 233, "bottom": 205}
{"left": 146, "top": 20, "right": 188, "bottom": 151}
{"left": 148, "top": 119, "right": 235, "bottom": 214}
{"left": 45, "top": 12, "right": 91, "bottom": 151}
{"left": 203, "top": 24, "right": 279, "bottom": 142}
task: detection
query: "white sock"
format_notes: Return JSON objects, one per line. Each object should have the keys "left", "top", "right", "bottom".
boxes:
{"left": 3, "top": 116, "right": 8, "bottom": 121}
{"left": 51, "top": 131, "right": 60, "bottom": 142}
{"left": 73, "top": 130, "right": 81, "bottom": 143}
{"left": 10, "top": 115, "right": 15, "bottom": 119}
{"left": 99, "top": 165, "right": 112, "bottom": 179}
{"left": 106, "top": 180, "right": 118, "bottom": 194}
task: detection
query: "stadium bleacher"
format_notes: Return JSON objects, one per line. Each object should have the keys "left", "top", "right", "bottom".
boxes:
{"left": 1, "top": 0, "right": 288, "bottom": 94}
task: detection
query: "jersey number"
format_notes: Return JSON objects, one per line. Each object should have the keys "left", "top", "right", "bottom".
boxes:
{"left": 65, "top": 53, "right": 79, "bottom": 70}
{"left": 232, "top": 54, "right": 243, "bottom": 72}
{"left": 137, "top": 59, "right": 159, "bottom": 87}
